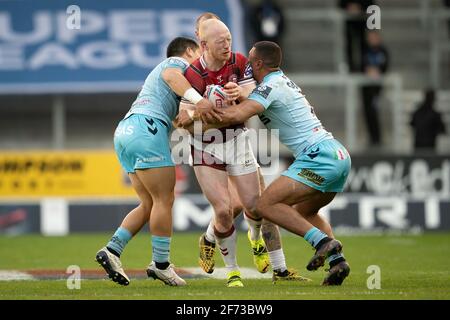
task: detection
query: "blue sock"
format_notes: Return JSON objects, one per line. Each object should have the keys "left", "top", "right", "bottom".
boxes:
{"left": 107, "top": 227, "right": 132, "bottom": 257}
{"left": 152, "top": 236, "right": 171, "bottom": 263}
{"left": 304, "top": 227, "right": 328, "bottom": 248}
{"left": 327, "top": 253, "right": 345, "bottom": 266}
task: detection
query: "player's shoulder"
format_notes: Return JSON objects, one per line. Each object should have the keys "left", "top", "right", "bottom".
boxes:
{"left": 184, "top": 58, "right": 207, "bottom": 93}
{"left": 267, "top": 71, "right": 287, "bottom": 85}
{"left": 189, "top": 57, "right": 202, "bottom": 70}
{"left": 251, "top": 74, "right": 281, "bottom": 98}
{"left": 185, "top": 58, "right": 204, "bottom": 76}
{"left": 165, "top": 56, "right": 188, "bottom": 66}
{"left": 251, "top": 82, "right": 274, "bottom": 100}
{"left": 231, "top": 52, "right": 249, "bottom": 66}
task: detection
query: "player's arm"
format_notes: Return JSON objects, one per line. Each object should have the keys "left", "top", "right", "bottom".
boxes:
{"left": 239, "top": 82, "right": 256, "bottom": 100}
{"left": 162, "top": 67, "right": 194, "bottom": 97}
{"left": 177, "top": 99, "right": 263, "bottom": 133}
{"left": 223, "top": 81, "right": 256, "bottom": 103}
{"left": 215, "top": 99, "right": 264, "bottom": 126}
{"left": 221, "top": 82, "right": 273, "bottom": 127}
{"left": 162, "top": 68, "right": 221, "bottom": 122}
{"left": 176, "top": 119, "right": 222, "bottom": 134}
{"left": 176, "top": 101, "right": 198, "bottom": 128}
{"left": 176, "top": 97, "right": 263, "bottom": 133}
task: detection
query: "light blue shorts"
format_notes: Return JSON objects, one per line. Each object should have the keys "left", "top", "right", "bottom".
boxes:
{"left": 114, "top": 114, "right": 174, "bottom": 173}
{"left": 282, "top": 139, "right": 351, "bottom": 192}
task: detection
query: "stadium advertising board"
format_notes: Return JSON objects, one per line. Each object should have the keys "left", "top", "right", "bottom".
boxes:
{"left": 70, "top": 154, "right": 450, "bottom": 232}
{"left": 0, "top": 151, "right": 135, "bottom": 197}
{"left": 0, "top": 0, "right": 244, "bottom": 94}
{"left": 0, "top": 205, "right": 40, "bottom": 234}
{"left": 344, "top": 154, "right": 449, "bottom": 197}
{"left": 0, "top": 154, "right": 449, "bottom": 234}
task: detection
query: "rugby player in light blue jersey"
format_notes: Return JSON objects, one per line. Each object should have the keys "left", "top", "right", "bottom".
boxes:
{"left": 95, "top": 37, "right": 219, "bottom": 287}
{"left": 177, "top": 41, "right": 351, "bottom": 285}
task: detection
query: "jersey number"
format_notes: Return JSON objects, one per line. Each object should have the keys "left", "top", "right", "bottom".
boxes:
{"left": 286, "top": 79, "right": 301, "bottom": 94}
{"left": 286, "top": 77, "right": 318, "bottom": 118}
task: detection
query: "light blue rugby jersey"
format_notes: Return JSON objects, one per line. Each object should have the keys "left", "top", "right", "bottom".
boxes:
{"left": 248, "top": 70, "right": 333, "bottom": 158}
{"left": 125, "top": 57, "right": 190, "bottom": 126}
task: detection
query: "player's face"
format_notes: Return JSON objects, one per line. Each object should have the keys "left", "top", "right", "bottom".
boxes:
{"left": 185, "top": 47, "right": 201, "bottom": 64}
{"left": 248, "top": 47, "right": 263, "bottom": 81}
{"left": 206, "top": 30, "right": 232, "bottom": 62}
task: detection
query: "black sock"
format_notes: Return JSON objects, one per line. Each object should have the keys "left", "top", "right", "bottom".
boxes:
{"left": 155, "top": 261, "right": 170, "bottom": 270}
{"left": 329, "top": 257, "right": 346, "bottom": 268}
{"left": 274, "top": 269, "right": 288, "bottom": 276}
{"left": 315, "top": 237, "right": 332, "bottom": 250}
{"left": 106, "top": 247, "right": 120, "bottom": 258}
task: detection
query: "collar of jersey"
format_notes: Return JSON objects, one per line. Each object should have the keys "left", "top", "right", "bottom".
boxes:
{"left": 262, "top": 70, "right": 283, "bottom": 83}
{"left": 172, "top": 56, "right": 189, "bottom": 65}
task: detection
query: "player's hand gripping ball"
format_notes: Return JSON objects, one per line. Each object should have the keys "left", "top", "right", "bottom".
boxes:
{"left": 204, "top": 85, "right": 229, "bottom": 108}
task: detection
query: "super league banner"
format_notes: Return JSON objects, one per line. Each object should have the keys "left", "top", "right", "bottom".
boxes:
{"left": 0, "top": 0, "right": 245, "bottom": 94}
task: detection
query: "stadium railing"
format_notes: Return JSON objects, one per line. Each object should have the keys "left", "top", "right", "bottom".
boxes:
{"left": 267, "top": 72, "right": 405, "bottom": 153}
{"left": 284, "top": 5, "right": 450, "bottom": 89}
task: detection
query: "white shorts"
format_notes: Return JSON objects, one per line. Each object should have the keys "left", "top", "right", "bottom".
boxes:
{"left": 190, "top": 128, "right": 259, "bottom": 176}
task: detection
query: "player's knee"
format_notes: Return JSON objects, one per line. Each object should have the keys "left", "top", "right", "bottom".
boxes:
{"left": 242, "top": 197, "right": 259, "bottom": 217}
{"left": 140, "top": 200, "right": 153, "bottom": 214}
{"left": 215, "top": 206, "right": 231, "bottom": 220}
{"left": 153, "top": 191, "right": 175, "bottom": 207}
{"left": 255, "top": 198, "right": 269, "bottom": 218}
{"left": 214, "top": 204, "right": 233, "bottom": 228}
{"left": 165, "top": 192, "right": 175, "bottom": 205}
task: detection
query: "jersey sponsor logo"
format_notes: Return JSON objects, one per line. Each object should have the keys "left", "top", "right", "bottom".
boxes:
{"left": 243, "top": 159, "right": 254, "bottom": 168}
{"left": 137, "top": 156, "right": 165, "bottom": 163}
{"left": 297, "top": 168, "right": 325, "bottom": 185}
{"left": 229, "top": 74, "right": 238, "bottom": 83}
{"left": 307, "top": 147, "right": 320, "bottom": 159}
{"left": 115, "top": 125, "right": 134, "bottom": 136}
{"left": 253, "top": 85, "right": 272, "bottom": 99}
{"left": 244, "top": 63, "right": 253, "bottom": 78}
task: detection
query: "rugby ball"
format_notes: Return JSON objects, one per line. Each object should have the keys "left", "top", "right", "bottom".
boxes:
{"left": 204, "top": 84, "right": 229, "bottom": 108}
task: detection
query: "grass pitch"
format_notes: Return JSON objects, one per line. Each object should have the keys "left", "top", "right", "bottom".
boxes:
{"left": 0, "top": 232, "right": 449, "bottom": 300}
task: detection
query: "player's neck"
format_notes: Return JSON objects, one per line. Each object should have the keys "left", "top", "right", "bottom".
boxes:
{"left": 258, "top": 68, "right": 281, "bottom": 83}
{"left": 203, "top": 53, "right": 227, "bottom": 71}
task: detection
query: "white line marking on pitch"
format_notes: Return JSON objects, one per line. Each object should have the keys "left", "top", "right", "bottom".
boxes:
{"left": 0, "top": 270, "right": 35, "bottom": 281}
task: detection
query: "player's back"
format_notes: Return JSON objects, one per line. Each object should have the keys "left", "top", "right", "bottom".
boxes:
{"left": 248, "top": 70, "right": 333, "bottom": 157}
{"left": 125, "top": 57, "right": 190, "bottom": 126}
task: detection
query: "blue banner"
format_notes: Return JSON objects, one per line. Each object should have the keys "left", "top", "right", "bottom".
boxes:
{"left": 0, "top": 0, "right": 245, "bottom": 94}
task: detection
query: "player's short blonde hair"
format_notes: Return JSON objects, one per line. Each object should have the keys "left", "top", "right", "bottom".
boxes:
{"left": 195, "top": 12, "right": 221, "bottom": 37}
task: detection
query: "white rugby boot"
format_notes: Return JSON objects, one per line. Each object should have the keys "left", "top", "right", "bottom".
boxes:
{"left": 146, "top": 261, "right": 187, "bottom": 286}
{"left": 95, "top": 247, "right": 130, "bottom": 286}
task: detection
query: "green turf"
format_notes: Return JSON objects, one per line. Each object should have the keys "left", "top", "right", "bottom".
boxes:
{"left": 0, "top": 232, "right": 449, "bottom": 299}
